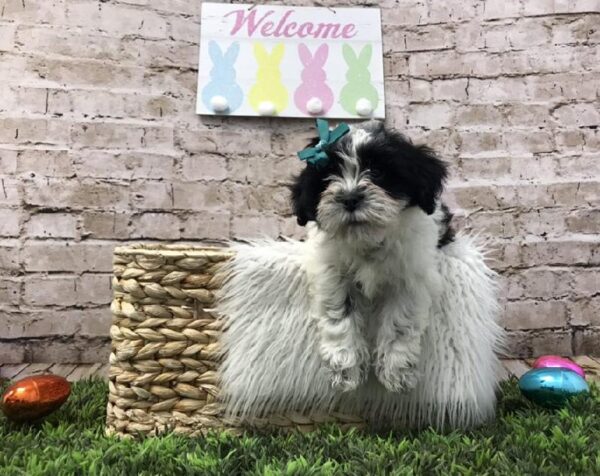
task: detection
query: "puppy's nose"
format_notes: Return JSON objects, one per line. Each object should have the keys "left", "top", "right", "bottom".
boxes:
{"left": 339, "top": 191, "right": 364, "bottom": 212}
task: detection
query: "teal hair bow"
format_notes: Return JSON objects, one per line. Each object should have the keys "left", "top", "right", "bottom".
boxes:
{"left": 297, "top": 118, "right": 350, "bottom": 166}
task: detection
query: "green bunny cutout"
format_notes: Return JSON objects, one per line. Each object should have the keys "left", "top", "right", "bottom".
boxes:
{"left": 339, "top": 44, "right": 379, "bottom": 116}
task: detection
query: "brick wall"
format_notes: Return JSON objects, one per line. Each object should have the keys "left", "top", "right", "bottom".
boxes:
{"left": 0, "top": 0, "right": 598, "bottom": 363}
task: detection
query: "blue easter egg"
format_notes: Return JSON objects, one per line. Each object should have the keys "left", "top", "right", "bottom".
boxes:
{"left": 519, "top": 368, "right": 589, "bottom": 408}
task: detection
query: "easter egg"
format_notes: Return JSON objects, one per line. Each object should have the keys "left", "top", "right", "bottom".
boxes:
{"left": 1, "top": 374, "right": 71, "bottom": 422}
{"left": 532, "top": 355, "right": 585, "bottom": 378}
{"left": 519, "top": 368, "right": 589, "bottom": 408}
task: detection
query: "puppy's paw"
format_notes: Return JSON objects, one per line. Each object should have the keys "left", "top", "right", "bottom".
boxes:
{"left": 321, "top": 346, "right": 368, "bottom": 392}
{"left": 375, "top": 354, "right": 420, "bottom": 393}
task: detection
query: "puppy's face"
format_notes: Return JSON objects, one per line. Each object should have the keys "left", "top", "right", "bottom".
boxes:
{"left": 290, "top": 121, "right": 448, "bottom": 238}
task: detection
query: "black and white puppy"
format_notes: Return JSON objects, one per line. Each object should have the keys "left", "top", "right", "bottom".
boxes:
{"left": 290, "top": 120, "right": 454, "bottom": 393}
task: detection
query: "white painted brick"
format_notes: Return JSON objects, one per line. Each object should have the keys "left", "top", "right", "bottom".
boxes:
{"left": 432, "top": 79, "right": 469, "bottom": 101}
{"left": 25, "top": 56, "right": 145, "bottom": 88}
{"left": 381, "top": 1, "right": 428, "bottom": 27}
{"left": 79, "top": 308, "right": 112, "bottom": 337}
{"left": 172, "top": 182, "right": 230, "bottom": 211}
{"left": 131, "top": 181, "right": 174, "bottom": 210}
{"left": 0, "top": 342, "right": 27, "bottom": 363}
{"left": 6, "top": 310, "right": 81, "bottom": 338}
{"left": 553, "top": 103, "right": 600, "bottom": 127}
{"left": 0, "top": 86, "right": 48, "bottom": 114}
{"left": 456, "top": 105, "right": 503, "bottom": 126}
{"left": 16, "top": 149, "right": 74, "bottom": 178}
{"left": 231, "top": 184, "right": 290, "bottom": 216}
{"left": 571, "top": 297, "right": 600, "bottom": 326}
{"left": 572, "top": 270, "right": 600, "bottom": 297}
{"left": 177, "top": 127, "right": 272, "bottom": 155}
{"left": 181, "top": 154, "right": 228, "bottom": 181}
{"left": 426, "top": 1, "right": 478, "bottom": 23}
{"left": 71, "top": 122, "right": 174, "bottom": 152}
{"left": 0, "top": 239, "right": 20, "bottom": 270}
{"left": 408, "top": 79, "right": 433, "bottom": 102}
{"left": 25, "top": 213, "right": 77, "bottom": 238}
{"left": 0, "top": 150, "right": 18, "bottom": 174}
{"left": 25, "top": 178, "right": 130, "bottom": 210}
{"left": 22, "top": 241, "right": 115, "bottom": 273}
{"left": 503, "top": 299, "right": 568, "bottom": 330}
{"left": 74, "top": 151, "right": 176, "bottom": 180}
{"left": 0, "top": 208, "right": 21, "bottom": 237}
{"left": 0, "top": 24, "right": 16, "bottom": 51}
{"left": 484, "top": 21, "right": 550, "bottom": 52}
{"left": 552, "top": 16, "right": 600, "bottom": 44}
{"left": 483, "top": 0, "right": 521, "bottom": 19}
{"left": 78, "top": 274, "right": 112, "bottom": 305}
{"left": 66, "top": 2, "right": 168, "bottom": 39}
{"left": 389, "top": 25, "right": 455, "bottom": 52}
{"left": 0, "top": 278, "right": 20, "bottom": 305}
{"left": 566, "top": 209, "right": 600, "bottom": 234}
{"left": 523, "top": 0, "right": 600, "bottom": 16}
{"left": 0, "top": 118, "right": 70, "bottom": 146}
{"left": 166, "top": 15, "right": 200, "bottom": 43}
{"left": 81, "top": 211, "right": 131, "bottom": 239}
{"left": 180, "top": 212, "right": 230, "bottom": 240}
{"left": 131, "top": 212, "right": 181, "bottom": 240}
{"left": 1, "top": 0, "right": 66, "bottom": 24}
{"left": 16, "top": 26, "right": 125, "bottom": 62}
{"left": 231, "top": 215, "right": 279, "bottom": 239}
{"left": 408, "top": 103, "right": 454, "bottom": 128}
{"left": 23, "top": 275, "right": 79, "bottom": 307}
{"left": 48, "top": 89, "right": 179, "bottom": 120}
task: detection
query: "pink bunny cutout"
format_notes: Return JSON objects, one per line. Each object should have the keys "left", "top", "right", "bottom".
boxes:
{"left": 294, "top": 44, "right": 334, "bottom": 115}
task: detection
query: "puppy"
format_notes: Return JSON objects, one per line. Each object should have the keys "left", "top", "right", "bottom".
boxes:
{"left": 290, "top": 120, "right": 454, "bottom": 393}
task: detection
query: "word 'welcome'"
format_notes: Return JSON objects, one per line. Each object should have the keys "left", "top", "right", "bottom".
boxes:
{"left": 225, "top": 9, "right": 357, "bottom": 39}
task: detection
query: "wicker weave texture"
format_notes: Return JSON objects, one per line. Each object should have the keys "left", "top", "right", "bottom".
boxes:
{"left": 106, "top": 244, "right": 363, "bottom": 437}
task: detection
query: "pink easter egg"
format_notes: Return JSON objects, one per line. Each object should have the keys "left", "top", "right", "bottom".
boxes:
{"left": 532, "top": 355, "right": 585, "bottom": 379}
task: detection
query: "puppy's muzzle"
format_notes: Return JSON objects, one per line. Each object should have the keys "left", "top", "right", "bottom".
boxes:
{"left": 337, "top": 190, "right": 365, "bottom": 212}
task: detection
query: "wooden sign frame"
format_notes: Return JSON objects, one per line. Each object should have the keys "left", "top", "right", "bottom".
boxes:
{"left": 196, "top": 2, "right": 385, "bottom": 119}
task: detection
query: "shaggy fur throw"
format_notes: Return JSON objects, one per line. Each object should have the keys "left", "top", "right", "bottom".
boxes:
{"left": 216, "top": 234, "right": 504, "bottom": 431}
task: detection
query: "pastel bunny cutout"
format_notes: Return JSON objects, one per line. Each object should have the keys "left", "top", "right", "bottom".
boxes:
{"left": 294, "top": 44, "right": 334, "bottom": 115}
{"left": 248, "top": 43, "right": 288, "bottom": 115}
{"left": 339, "top": 44, "right": 379, "bottom": 116}
{"left": 201, "top": 41, "right": 244, "bottom": 113}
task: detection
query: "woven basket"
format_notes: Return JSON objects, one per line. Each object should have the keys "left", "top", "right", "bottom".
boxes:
{"left": 106, "top": 244, "right": 364, "bottom": 438}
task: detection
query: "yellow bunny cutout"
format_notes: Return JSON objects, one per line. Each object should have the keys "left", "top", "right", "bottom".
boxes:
{"left": 248, "top": 43, "right": 288, "bottom": 115}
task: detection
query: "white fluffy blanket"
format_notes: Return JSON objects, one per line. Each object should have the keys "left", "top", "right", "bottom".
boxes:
{"left": 216, "top": 235, "right": 504, "bottom": 430}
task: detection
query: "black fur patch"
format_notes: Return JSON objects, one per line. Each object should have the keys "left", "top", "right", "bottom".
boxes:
{"left": 290, "top": 121, "right": 449, "bottom": 225}
{"left": 437, "top": 203, "right": 455, "bottom": 248}
{"left": 355, "top": 126, "right": 448, "bottom": 215}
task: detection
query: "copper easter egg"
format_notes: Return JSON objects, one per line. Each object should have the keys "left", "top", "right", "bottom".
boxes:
{"left": 1, "top": 374, "right": 71, "bottom": 422}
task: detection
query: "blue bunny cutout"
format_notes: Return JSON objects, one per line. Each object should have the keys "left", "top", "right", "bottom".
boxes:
{"left": 202, "top": 41, "right": 244, "bottom": 113}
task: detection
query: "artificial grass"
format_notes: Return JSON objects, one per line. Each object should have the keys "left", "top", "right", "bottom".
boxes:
{"left": 1, "top": 378, "right": 599, "bottom": 476}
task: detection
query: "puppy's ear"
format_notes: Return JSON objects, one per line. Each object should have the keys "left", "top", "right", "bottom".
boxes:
{"left": 289, "top": 166, "right": 323, "bottom": 226}
{"left": 412, "top": 145, "right": 448, "bottom": 215}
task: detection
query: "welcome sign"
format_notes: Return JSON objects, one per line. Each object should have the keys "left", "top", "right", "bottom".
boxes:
{"left": 196, "top": 3, "right": 385, "bottom": 119}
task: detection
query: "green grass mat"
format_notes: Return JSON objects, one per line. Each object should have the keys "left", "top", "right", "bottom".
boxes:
{"left": 1, "top": 378, "right": 599, "bottom": 475}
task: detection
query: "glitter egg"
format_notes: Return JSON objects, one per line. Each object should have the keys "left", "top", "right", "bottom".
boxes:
{"left": 532, "top": 355, "right": 585, "bottom": 378}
